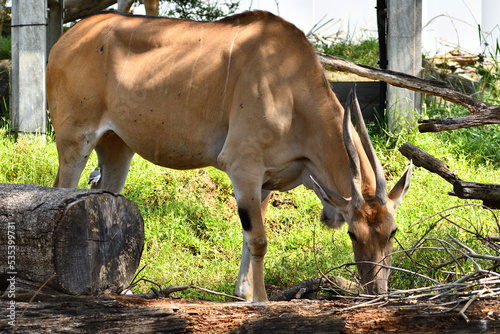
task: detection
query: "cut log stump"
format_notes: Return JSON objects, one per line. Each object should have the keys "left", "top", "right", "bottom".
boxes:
{"left": 0, "top": 183, "right": 144, "bottom": 295}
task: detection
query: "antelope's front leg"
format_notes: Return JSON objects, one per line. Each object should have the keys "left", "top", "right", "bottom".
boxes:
{"left": 235, "top": 208, "right": 268, "bottom": 302}
{"left": 235, "top": 231, "right": 253, "bottom": 300}
{"left": 235, "top": 191, "right": 272, "bottom": 301}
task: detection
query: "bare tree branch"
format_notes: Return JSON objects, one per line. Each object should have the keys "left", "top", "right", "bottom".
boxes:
{"left": 316, "top": 52, "right": 500, "bottom": 133}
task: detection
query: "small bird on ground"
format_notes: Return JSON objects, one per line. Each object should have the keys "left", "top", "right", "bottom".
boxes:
{"left": 88, "top": 167, "right": 101, "bottom": 185}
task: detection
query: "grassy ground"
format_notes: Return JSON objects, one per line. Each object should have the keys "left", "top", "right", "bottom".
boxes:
{"left": 1, "top": 99, "right": 498, "bottom": 300}
{"left": 315, "top": 36, "right": 380, "bottom": 67}
{"left": 1, "top": 36, "right": 499, "bottom": 300}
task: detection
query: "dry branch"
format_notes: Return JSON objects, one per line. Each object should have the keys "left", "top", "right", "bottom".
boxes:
{"left": 418, "top": 111, "right": 500, "bottom": 132}
{"left": 317, "top": 52, "right": 489, "bottom": 113}
{"left": 398, "top": 142, "right": 459, "bottom": 184}
{"left": 399, "top": 142, "right": 500, "bottom": 208}
{"left": 269, "top": 276, "right": 359, "bottom": 301}
{"left": 299, "top": 204, "right": 500, "bottom": 321}
{"left": 316, "top": 52, "right": 500, "bottom": 132}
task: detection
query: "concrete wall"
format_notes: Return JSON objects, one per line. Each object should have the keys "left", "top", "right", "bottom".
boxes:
{"left": 11, "top": 0, "right": 47, "bottom": 135}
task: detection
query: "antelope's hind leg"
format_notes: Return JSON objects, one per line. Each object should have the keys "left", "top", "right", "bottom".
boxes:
{"left": 53, "top": 130, "right": 99, "bottom": 189}
{"left": 93, "top": 131, "right": 134, "bottom": 193}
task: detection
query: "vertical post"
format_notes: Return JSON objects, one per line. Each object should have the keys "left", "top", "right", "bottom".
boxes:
{"left": 47, "top": 0, "right": 64, "bottom": 57}
{"left": 376, "top": 0, "right": 388, "bottom": 119}
{"left": 11, "top": 1, "right": 48, "bottom": 136}
{"left": 386, "top": 0, "right": 422, "bottom": 132}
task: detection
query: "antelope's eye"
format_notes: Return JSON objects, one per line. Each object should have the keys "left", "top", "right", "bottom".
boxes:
{"left": 347, "top": 231, "right": 357, "bottom": 242}
{"left": 389, "top": 228, "right": 397, "bottom": 239}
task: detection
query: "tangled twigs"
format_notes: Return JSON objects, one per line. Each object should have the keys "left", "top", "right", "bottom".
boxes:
{"left": 312, "top": 204, "right": 500, "bottom": 317}
{"left": 459, "top": 288, "right": 489, "bottom": 322}
{"left": 269, "top": 276, "right": 361, "bottom": 301}
{"left": 124, "top": 272, "right": 246, "bottom": 301}
{"left": 127, "top": 281, "right": 246, "bottom": 301}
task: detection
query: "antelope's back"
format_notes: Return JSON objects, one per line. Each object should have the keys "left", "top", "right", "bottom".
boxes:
{"left": 46, "top": 11, "right": 335, "bottom": 168}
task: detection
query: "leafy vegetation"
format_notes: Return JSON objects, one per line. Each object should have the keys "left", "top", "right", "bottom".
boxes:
{"left": 0, "top": 35, "right": 10, "bottom": 59}
{"left": 315, "top": 36, "right": 380, "bottom": 67}
{"left": 162, "top": 0, "right": 240, "bottom": 21}
{"left": 2, "top": 98, "right": 499, "bottom": 301}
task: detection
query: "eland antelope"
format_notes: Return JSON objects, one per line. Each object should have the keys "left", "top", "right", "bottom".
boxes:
{"left": 47, "top": 11, "right": 412, "bottom": 302}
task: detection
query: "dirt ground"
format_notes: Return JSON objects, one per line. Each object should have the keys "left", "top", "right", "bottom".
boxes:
{"left": 118, "top": 296, "right": 500, "bottom": 333}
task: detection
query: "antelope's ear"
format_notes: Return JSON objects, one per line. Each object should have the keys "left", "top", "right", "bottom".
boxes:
{"left": 310, "top": 175, "right": 350, "bottom": 211}
{"left": 387, "top": 161, "right": 413, "bottom": 212}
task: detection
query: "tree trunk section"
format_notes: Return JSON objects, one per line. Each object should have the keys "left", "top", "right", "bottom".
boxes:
{"left": 0, "top": 183, "right": 144, "bottom": 295}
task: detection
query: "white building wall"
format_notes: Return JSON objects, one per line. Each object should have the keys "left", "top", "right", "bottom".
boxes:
{"left": 481, "top": 0, "right": 500, "bottom": 56}
{"left": 421, "top": 0, "right": 481, "bottom": 55}
{"left": 239, "top": 0, "right": 378, "bottom": 40}
{"left": 129, "top": 0, "right": 500, "bottom": 57}
{"left": 238, "top": 0, "right": 500, "bottom": 57}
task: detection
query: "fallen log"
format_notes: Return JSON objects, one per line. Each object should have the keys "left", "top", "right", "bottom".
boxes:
{"left": 1, "top": 294, "right": 499, "bottom": 333}
{"left": 399, "top": 143, "right": 500, "bottom": 208}
{"left": 316, "top": 52, "right": 500, "bottom": 133}
{"left": 0, "top": 183, "right": 144, "bottom": 295}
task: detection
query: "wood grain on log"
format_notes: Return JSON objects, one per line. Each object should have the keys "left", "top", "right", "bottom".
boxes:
{"left": 452, "top": 181, "right": 500, "bottom": 209}
{"left": 0, "top": 184, "right": 144, "bottom": 295}
{"left": 1, "top": 294, "right": 499, "bottom": 333}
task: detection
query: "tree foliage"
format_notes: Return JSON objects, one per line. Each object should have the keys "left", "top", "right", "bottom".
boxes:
{"left": 164, "top": 0, "right": 240, "bottom": 21}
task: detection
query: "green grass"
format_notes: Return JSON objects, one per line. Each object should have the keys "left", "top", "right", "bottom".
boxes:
{"left": 2, "top": 33, "right": 499, "bottom": 300}
{"left": 0, "top": 35, "right": 10, "bottom": 60}
{"left": 1, "top": 100, "right": 498, "bottom": 301}
{"left": 315, "top": 36, "right": 380, "bottom": 67}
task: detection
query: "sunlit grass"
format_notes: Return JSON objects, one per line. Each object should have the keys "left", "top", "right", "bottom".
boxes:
{"left": 1, "top": 111, "right": 498, "bottom": 300}
{"left": 315, "top": 36, "right": 380, "bottom": 67}
{"left": 2, "top": 33, "right": 500, "bottom": 300}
